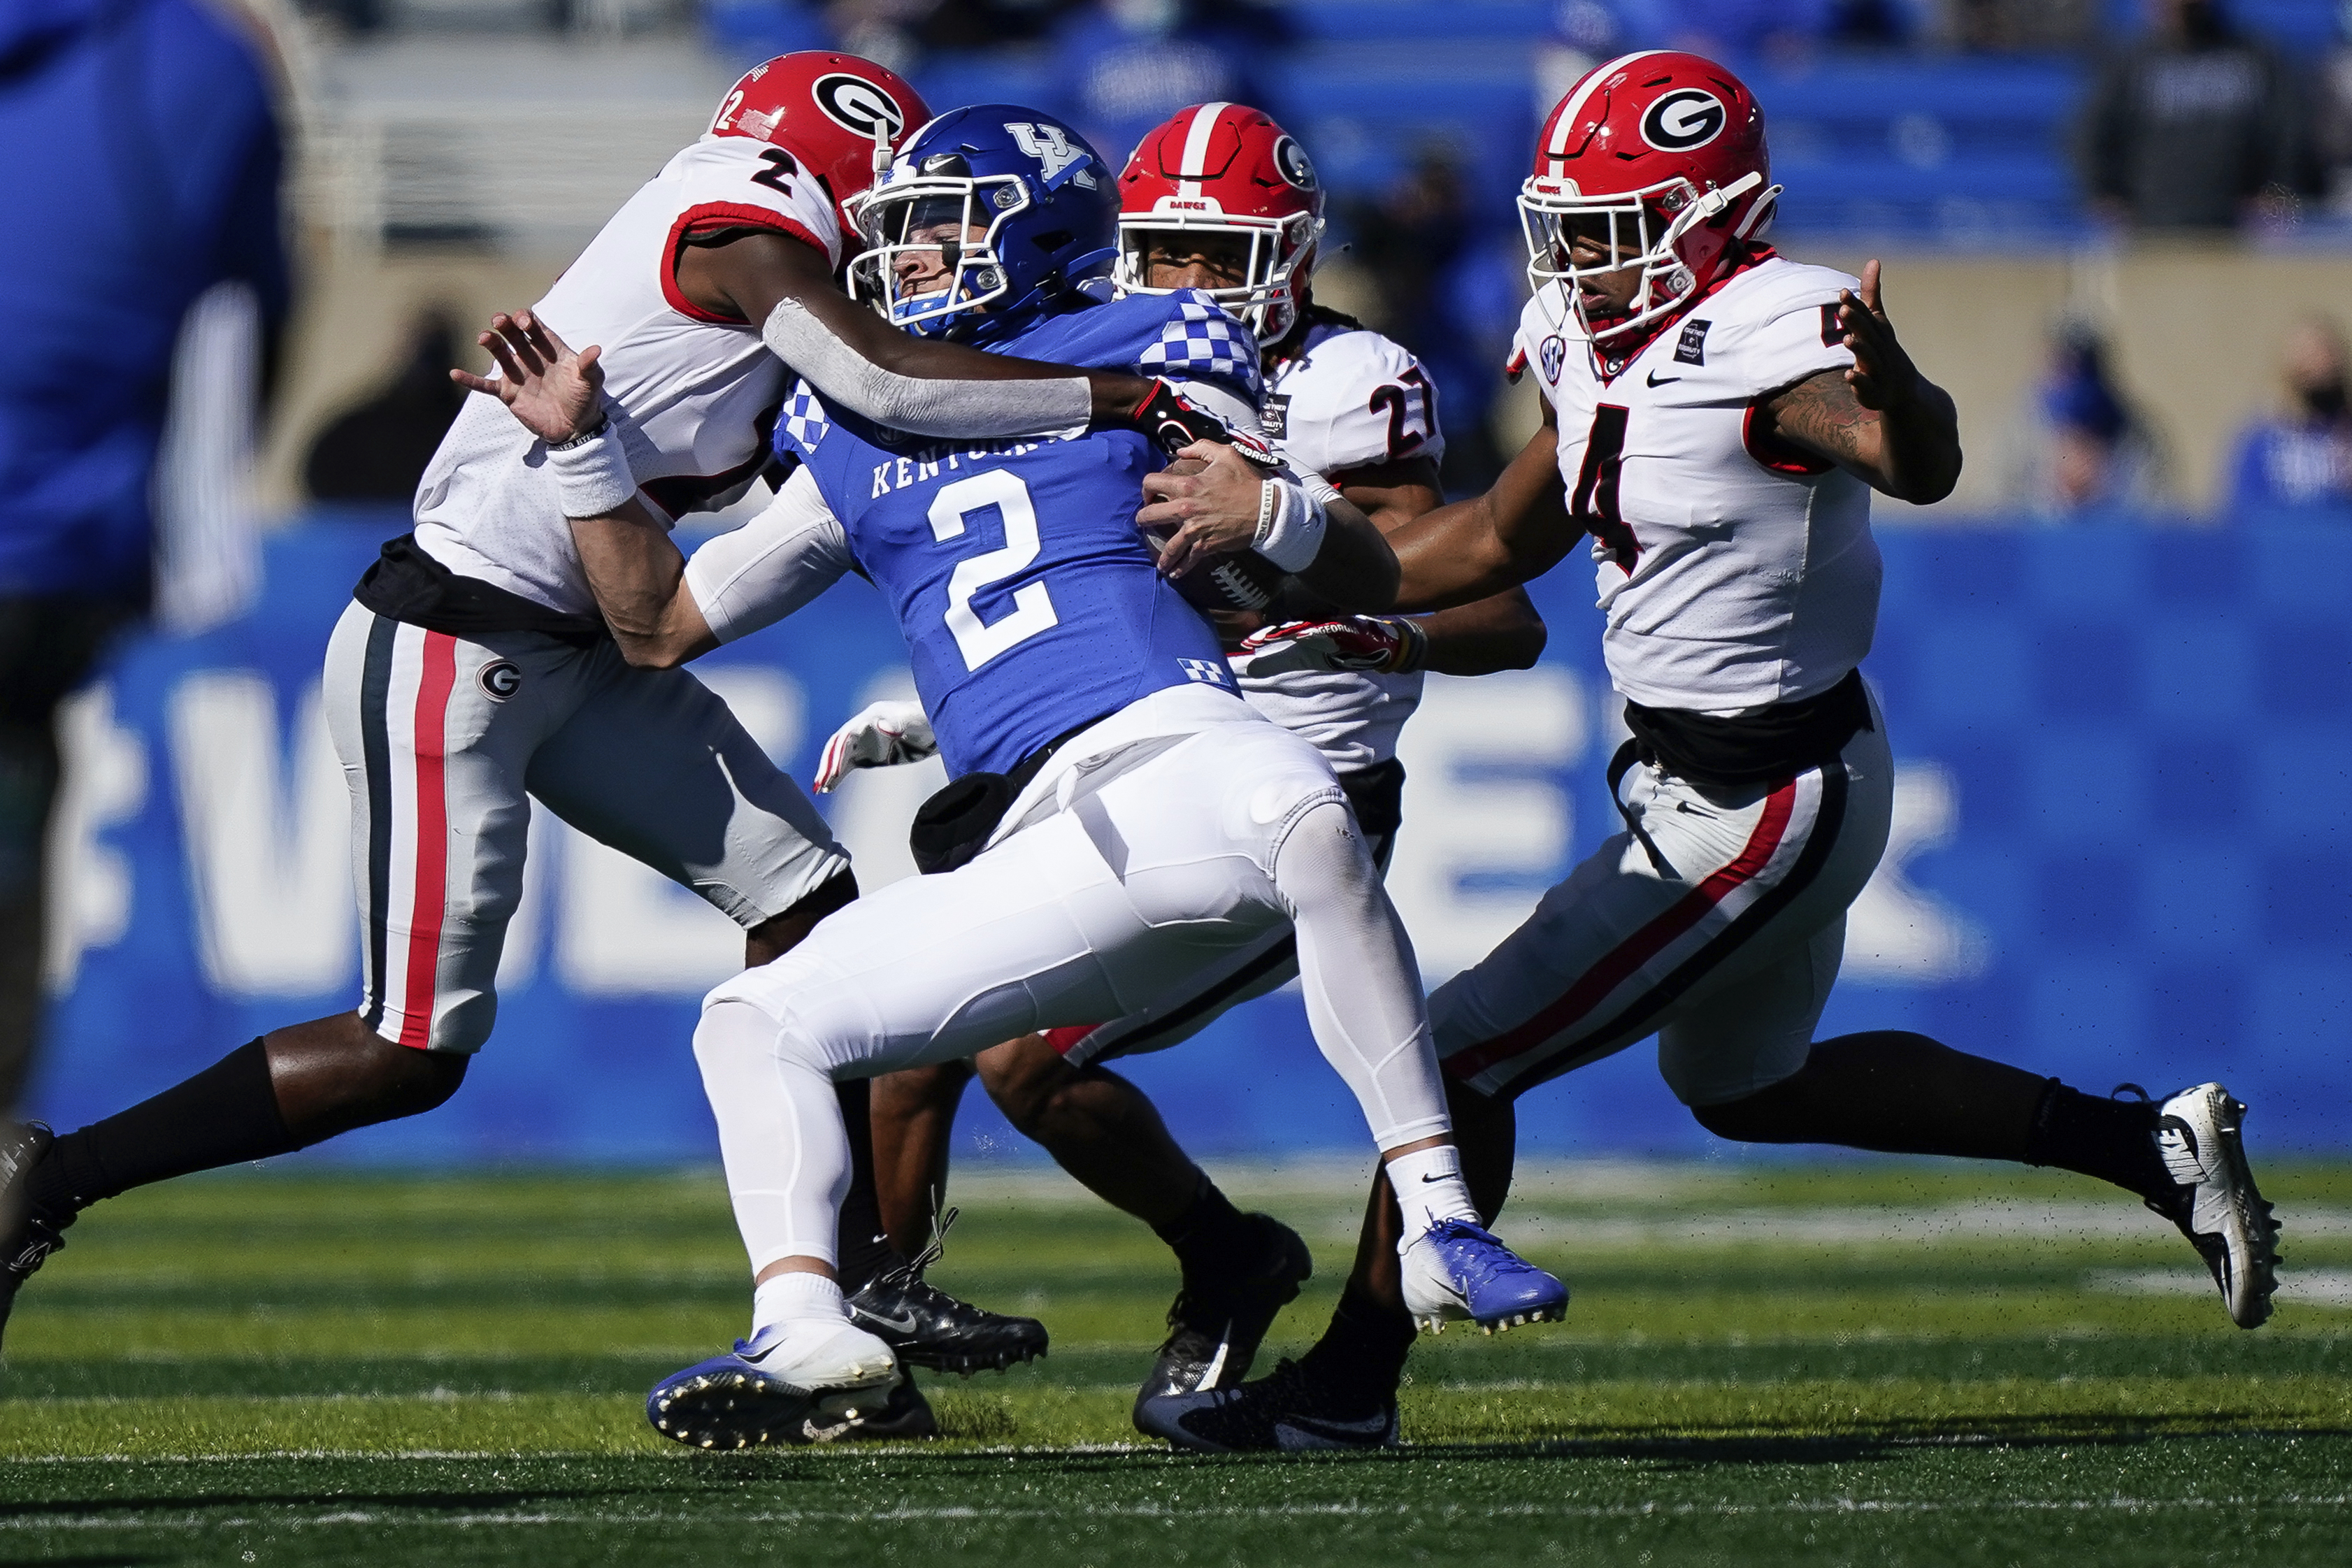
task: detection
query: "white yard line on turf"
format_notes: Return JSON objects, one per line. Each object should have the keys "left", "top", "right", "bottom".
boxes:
{"left": 2090, "top": 1268, "right": 2352, "bottom": 1305}
{"left": 8, "top": 1495, "right": 2352, "bottom": 1531}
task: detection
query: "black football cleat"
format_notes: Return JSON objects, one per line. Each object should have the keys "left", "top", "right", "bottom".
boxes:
{"left": 845, "top": 1207, "right": 1048, "bottom": 1375}
{"left": 1136, "top": 1355, "right": 1399, "bottom": 1454}
{"left": 1132, "top": 1212, "right": 1313, "bottom": 1426}
{"left": 1, "top": 1123, "right": 73, "bottom": 1351}
{"left": 825, "top": 1375, "right": 941, "bottom": 1442}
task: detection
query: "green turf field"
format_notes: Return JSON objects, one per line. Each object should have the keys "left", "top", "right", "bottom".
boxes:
{"left": 3, "top": 1158, "right": 2347, "bottom": 1566}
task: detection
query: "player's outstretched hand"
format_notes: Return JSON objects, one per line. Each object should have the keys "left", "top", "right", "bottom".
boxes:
{"left": 812, "top": 700, "right": 937, "bottom": 793}
{"left": 1836, "top": 259, "right": 1922, "bottom": 413}
{"left": 1139, "top": 441, "right": 1272, "bottom": 580}
{"left": 451, "top": 310, "right": 605, "bottom": 444}
{"left": 1236, "top": 617, "right": 1426, "bottom": 677}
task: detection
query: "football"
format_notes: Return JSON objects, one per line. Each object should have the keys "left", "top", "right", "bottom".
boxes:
{"left": 1149, "top": 456, "right": 1291, "bottom": 613}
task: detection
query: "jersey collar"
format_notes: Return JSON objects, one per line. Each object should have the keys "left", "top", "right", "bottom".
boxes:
{"left": 1587, "top": 243, "right": 1779, "bottom": 386}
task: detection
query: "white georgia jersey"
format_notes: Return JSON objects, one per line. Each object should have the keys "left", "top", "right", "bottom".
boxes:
{"left": 1238, "top": 317, "right": 1447, "bottom": 774}
{"left": 1514, "top": 255, "right": 1881, "bottom": 714}
{"left": 411, "top": 134, "right": 845, "bottom": 616}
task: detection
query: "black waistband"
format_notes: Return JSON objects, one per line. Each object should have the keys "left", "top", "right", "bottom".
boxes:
{"left": 1621, "top": 668, "right": 1871, "bottom": 793}
{"left": 353, "top": 534, "right": 612, "bottom": 647}
{"left": 907, "top": 714, "right": 1114, "bottom": 877}
{"left": 1338, "top": 756, "right": 1406, "bottom": 839}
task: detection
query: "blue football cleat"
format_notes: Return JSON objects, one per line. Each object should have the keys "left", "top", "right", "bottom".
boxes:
{"left": 646, "top": 1318, "right": 901, "bottom": 1450}
{"left": 1399, "top": 1217, "right": 1568, "bottom": 1334}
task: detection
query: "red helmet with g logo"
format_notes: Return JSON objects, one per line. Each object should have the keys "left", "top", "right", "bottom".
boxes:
{"left": 1519, "top": 50, "right": 1779, "bottom": 342}
{"left": 1113, "top": 102, "right": 1326, "bottom": 347}
{"left": 710, "top": 52, "right": 930, "bottom": 233}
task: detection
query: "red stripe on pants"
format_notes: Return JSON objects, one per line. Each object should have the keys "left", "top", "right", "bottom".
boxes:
{"left": 398, "top": 632, "right": 459, "bottom": 1049}
{"left": 1443, "top": 780, "right": 1799, "bottom": 1081}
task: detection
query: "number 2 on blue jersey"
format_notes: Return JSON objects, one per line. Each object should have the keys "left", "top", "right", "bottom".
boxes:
{"left": 929, "top": 470, "right": 1061, "bottom": 670}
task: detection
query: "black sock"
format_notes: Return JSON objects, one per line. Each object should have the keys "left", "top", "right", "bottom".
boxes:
{"left": 1151, "top": 1171, "right": 1257, "bottom": 1281}
{"left": 831, "top": 1079, "right": 903, "bottom": 1295}
{"left": 1298, "top": 1289, "right": 1414, "bottom": 1404}
{"left": 31, "top": 1039, "right": 300, "bottom": 1215}
{"left": 2025, "top": 1079, "right": 2167, "bottom": 1199}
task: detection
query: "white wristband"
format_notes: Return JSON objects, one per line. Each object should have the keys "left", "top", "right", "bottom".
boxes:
{"left": 1252, "top": 475, "right": 1328, "bottom": 573}
{"left": 545, "top": 422, "right": 636, "bottom": 519}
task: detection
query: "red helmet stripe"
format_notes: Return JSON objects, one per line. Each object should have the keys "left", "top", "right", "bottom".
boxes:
{"left": 1544, "top": 48, "right": 1671, "bottom": 171}
{"left": 1177, "top": 101, "right": 1233, "bottom": 194}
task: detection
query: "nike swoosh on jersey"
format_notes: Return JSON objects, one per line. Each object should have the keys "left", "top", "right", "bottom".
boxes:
{"left": 1646, "top": 370, "right": 1681, "bottom": 387}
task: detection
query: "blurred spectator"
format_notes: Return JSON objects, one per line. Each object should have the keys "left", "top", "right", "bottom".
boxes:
{"left": 0, "top": 0, "right": 289, "bottom": 1112}
{"left": 2320, "top": 20, "right": 2352, "bottom": 216}
{"left": 2003, "top": 321, "right": 2171, "bottom": 517}
{"left": 2076, "top": 0, "right": 2310, "bottom": 231}
{"left": 1046, "top": 0, "right": 1275, "bottom": 164}
{"left": 2225, "top": 317, "right": 2352, "bottom": 511}
{"left": 1939, "top": 0, "right": 2097, "bottom": 50}
{"left": 1339, "top": 143, "right": 1526, "bottom": 491}
{"left": 305, "top": 309, "right": 470, "bottom": 505}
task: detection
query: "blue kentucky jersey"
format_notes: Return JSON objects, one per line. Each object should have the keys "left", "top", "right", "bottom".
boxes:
{"left": 775, "top": 290, "right": 1262, "bottom": 779}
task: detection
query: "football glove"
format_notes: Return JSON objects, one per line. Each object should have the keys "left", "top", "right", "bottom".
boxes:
{"left": 1235, "top": 617, "right": 1430, "bottom": 677}
{"left": 1127, "top": 377, "right": 1281, "bottom": 468}
{"left": 813, "top": 700, "right": 938, "bottom": 793}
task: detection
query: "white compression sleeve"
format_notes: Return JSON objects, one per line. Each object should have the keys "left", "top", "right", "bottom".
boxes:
{"left": 1270, "top": 799, "right": 1455, "bottom": 1152}
{"left": 692, "top": 1000, "right": 852, "bottom": 1274}
{"left": 762, "top": 298, "right": 1091, "bottom": 440}
{"left": 682, "top": 466, "right": 856, "bottom": 644}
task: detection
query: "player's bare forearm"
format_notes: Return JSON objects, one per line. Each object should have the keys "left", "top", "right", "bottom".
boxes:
{"left": 1416, "top": 587, "right": 1547, "bottom": 676}
{"left": 1764, "top": 260, "right": 1961, "bottom": 505}
{"left": 570, "top": 501, "right": 717, "bottom": 669}
{"left": 675, "top": 233, "right": 1154, "bottom": 420}
{"left": 1763, "top": 369, "right": 1960, "bottom": 505}
{"left": 1389, "top": 424, "right": 1578, "bottom": 611}
{"left": 1291, "top": 494, "right": 1399, "bottom": 613}
{"left": 1335, "top": 456, "right": 1446, "bottom": 537}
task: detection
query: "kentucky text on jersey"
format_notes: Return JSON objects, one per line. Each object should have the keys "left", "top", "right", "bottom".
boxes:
{"left": 866, "top": 435, "right": 1077, "bottom": 498}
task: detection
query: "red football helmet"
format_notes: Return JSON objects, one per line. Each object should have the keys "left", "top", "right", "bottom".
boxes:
{"left": 1519, "top": 50, "right": 1779, "bottom": 343}
{"left": 710, "top": 52, "right": 931, "bottom": 233}
{"left": 1114, "top": 102, "right": 1326, "bottom": 347}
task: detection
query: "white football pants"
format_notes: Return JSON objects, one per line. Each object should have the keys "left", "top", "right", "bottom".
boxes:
{"left": 694, "top": 686, "right": 1451, "bottom": 1272}
{"left": 1433, "top": 690, "right": 1896, "bottom": 1107}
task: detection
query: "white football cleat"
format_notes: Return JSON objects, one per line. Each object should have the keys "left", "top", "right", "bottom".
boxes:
{"left": 2142, "top": 1082, "right": 2281, "bottom": 1330}
{"left": 646, "top": 1318, "right": 902, "bottom": 1449}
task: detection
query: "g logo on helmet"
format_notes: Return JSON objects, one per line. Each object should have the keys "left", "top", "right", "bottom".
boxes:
{"left": 1640, "top": 88, "right": 1727, "bottom": 152}
{"left": 478, "top": 661, "right": 522, "bottom": 702}
{"left": 1272, "top": 135, "right": 1317, "bottom": 192}
{"left": 812, "top": 73, "right": 905, "bottom": 139}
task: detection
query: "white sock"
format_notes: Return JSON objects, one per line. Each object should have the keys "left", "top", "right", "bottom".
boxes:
{"left": 1386, "top": 1144, "right": 1478, "bottom": 1249}
{"left": 752, "top": 1271, "right": 847, "bottom": 1338}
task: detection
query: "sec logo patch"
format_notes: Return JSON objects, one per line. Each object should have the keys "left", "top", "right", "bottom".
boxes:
{"left": 1539, "top": 335, "right": 1568, "bottom": 384}
{"left": 478, "top": 661, "right": 522, "bottom": 701}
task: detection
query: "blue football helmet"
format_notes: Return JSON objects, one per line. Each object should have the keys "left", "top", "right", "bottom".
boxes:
{"left": 846, "top": 105, "right": 1118, "bottom": 345}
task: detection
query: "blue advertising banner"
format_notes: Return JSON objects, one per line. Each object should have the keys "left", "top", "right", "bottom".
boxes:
{"left": 24, "top": 519, "right": 2352, "bottom": 1160}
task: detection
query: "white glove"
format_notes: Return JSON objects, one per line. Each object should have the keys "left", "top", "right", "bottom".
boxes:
{"left": 812, "top": 700, "right": 937, "bottom": 793}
